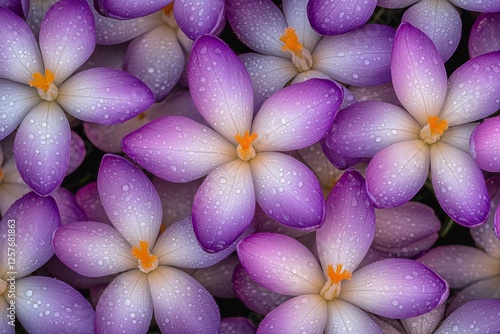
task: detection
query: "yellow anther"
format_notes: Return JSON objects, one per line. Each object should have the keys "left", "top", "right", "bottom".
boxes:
{"left": 320, "top": 263, "right": 352, "bottom": 300}
{"left": 131, "top": 240, "right": 158, "bottom": 273}
{"left": 234, "top": 130, "right": 258, "bottom": 161}
{"left": 427, "top": 115, "right": 448, "bottom": 136}
{"left": 280, "top": 27, "right": 304, "bottom": 58}
{"left": 29, "top": 69, "right": 55, "bottom": 93}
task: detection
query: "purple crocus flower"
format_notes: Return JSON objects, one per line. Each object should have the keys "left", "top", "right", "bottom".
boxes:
{"left": 0, "top": 0, "right": 154, "bottom": 196}
{"left": 237, "top": 171, "right": 447, "bottom": 332}
{"left": 226, "top": 0, "right": 395, "bottom": 110}
{"left": 52, "top": 154, "right": 233, "bottom": 333}
{"left": 0, "top": 192, "right": 95, "bottom": 333}
{"left": 123, "top": 35, "right": 343, "bottom": 252}
{"left": 326, "top": 23, "right": 500, "bottom": 227}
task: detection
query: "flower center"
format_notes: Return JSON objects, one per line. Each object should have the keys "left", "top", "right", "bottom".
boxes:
{"left": 235, "top": 130, "right": 258, "bottom": 161}
{"left": 320, "top": 264, "right": 352, "bottom": 301}
{"left": 419, "top": 115, "right": 448, "bottom": 145}
{"left": 131, "top": 240, "right": 158, "bottom": 273}
{"left": 279, "top": 27, "right": 313, "bottom": 72}
{"left": 29, "top": 69, "right": 59, "bottom": 101}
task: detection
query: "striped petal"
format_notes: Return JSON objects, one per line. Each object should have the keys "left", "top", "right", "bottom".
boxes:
{"left": 39, "top": 0, "right": 96, "bottom": 85}
{"left": 188, "top": 35, "right": 253, "bottom": 143}
{"left": 391, "top": 23, "right": 447, "bottom": 126}
{"left": 192, "top": 159, "right": 255, "bottom": 252}
{"left": 326, "top": 300, "right": 382, "bottom": 334}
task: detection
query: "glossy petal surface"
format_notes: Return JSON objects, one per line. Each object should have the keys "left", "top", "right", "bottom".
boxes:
{"left": 469, "top": 12, "right": 500, "bottom": 57}
{"left": 174, "top": 0, "right": 224, "bottom": 40}
{"left": 325, "top": 300, "right": 382, "bottom": 334}
{"left": 471, "top": 117, "right": 500, "bottom": 172}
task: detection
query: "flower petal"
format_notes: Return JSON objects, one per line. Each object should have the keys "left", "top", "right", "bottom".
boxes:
{"left": 39, "top": 0, "right": 95, "bottom": 85}
{"left": 238, "top": 233, "right": 325, "bottom": 295}
{"left": 193, "top": 159, "right": 255, "bottom": 252}
{"left": 148, "top": 266, "right": 220, "bottom": 334}
{"left": 221, "top": 317, "right": 256, "bottom": 334}
{"left": 440, "top": 123, "right": 478, "bottom": 154}
{"left": 57, "top": 68, "right": 154, "bottom": 124}
{"left": 94, "top": 12, "right": 163, "bottom": 45}
{"left": 257, "top": 294, "right": 327, "bottom": 334}
{"left": 400, "top": 302, "right": 446, "bottom": 334}
{"left": 252, "top": 78, "right": 342, "bottom": 152}
{"left": 96, "top": 270, "right": 153, "bottom": 333}
{"left": 191, "top": 254, "right": 240, "bottom": 298}
{"left": 447, "top": 276, "right": 500, "bottom": 315}
{"left": 0, "top": 79, "right": 40, "bottom": 141}
{"left": 17, "top": 276, "right": 95, "bottom": 333}
{"left": 283, "top": 0, "right": 322, "bottom": 51}
{"left": 440, "top": 51, "right": 500, "bottom": 126}
{"left": 402, "top": 0, "right": 461, "bottom": 62}
{"left": 188, "top": 35, "right": 253, "bottom": 143}
{"left": 326, "top": 101, "right": 421, "bottom": 159}
{"left": 317, "top": 170, "right": 375, "bottom": 273}
{"left": 471, "top": 180, "right": 500, "bottom": 258}
{"left": 97, "top": 154, "right": 162, "bottom": 247}
{"left": 307, "top": 0, "right": 377, "bottom": 35}
{"left": 75, "top": 182, "right": 112, "bottom": 225}
{"left": 326, "top": 299, "right": 382, "bottom": 334}
{"left": 447, "top": 0, "right": 500, "bottom": 11}
{"left": 469, "top": 13, "right": 500, "bottom": 58}
{"left": 124, "top": 25, "right": 184, "bottom": 101}
{"left": 471, "top": 117, "right": 500, "bottom": 172}
{"left": 0, "top": 297, "right": 14, "bottom": 334}
{"left": 174, "top": 0, "right": 224, "bottom": 40}
{"left": 226, "top": 0, "right": 287, "bottom": 57}
{"left": 391, "top": 22, "right": 447, "bottom": 125}
{"left": 341, "top": 258, "right": 447, "bottom": 319}
{"left": 67, "top": 130, "right": 86, "bottom": 174}
{"left": 312, "top": 25, "right": 395, "bottom": 86}
{"left": 14, "top": 101, "right": 71, "bottom": 195}
{"left": 250, "top": 152, "right": 325, "bottom": 229}
{"left": 418, "top": 245, "right": 500, "bottom": 289}
{"left": 430, "top": 142, "right": 489, "bottom": 227}
{"left": 51, "top": 187, "right": 87, "bottom": 225}
{"left": 94, "top": 0, "right": 166, "bottom": 19}
{"left": 366, "top": 140, "right": 430, "bottom": 208}
{"left": 0, "top": 192, "right": 60, "bottom": 278}
{"left": 0, "top": 7, "right": 43, "bottom": 83}
{"left": 153, "top": 215, "right": 235, "bottom": 268}
{"left": 122, "top": 116, "right": 236, "bottom": 182}
{"left": 53, "top": 221, "right": 136, "bottom": 277}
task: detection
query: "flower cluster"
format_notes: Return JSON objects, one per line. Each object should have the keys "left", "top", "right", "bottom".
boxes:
{"left": 0, "top": 0, "right": 499, "bottom": 333}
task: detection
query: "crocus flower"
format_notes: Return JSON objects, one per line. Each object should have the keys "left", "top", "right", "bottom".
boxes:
{"left": 226, "top": 0, "right": 394, "bottom": 110}
{"left": 470, "top": 115, "right": 500, "bottom": 172}
{"left": 326, "top": 23, "right": 500, "bottom": 226}
{"left": 434, "top": 299, "right": 500, "bottom": 333}
{"left": 0, "top": 192, "right": 95, "bottom": 333}
{"left": 0, "top": 0, "right": 154, "bottom": 195}
{"left": 469, "top": 12, "right": 500, "bottom": 58}
{"left": 237, "top": 171, "right": 447, "bottom": 333}
{"left": 53, "top": 154, "right": 234, "bottom": 333}
{"left": 123, "top": 35, "right": 343, "bottom": 252}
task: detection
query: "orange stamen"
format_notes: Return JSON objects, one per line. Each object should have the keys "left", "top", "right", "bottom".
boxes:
{"left": 327, "top": 264, "right": 352, "bottom": 284}
{"left": 427, "top": 115, "right": 448, "bottom": 136}
{"left": 280, "top": 27, "right": 303, "bottom": 58}
{"left": 162, "top": 2, "right": 174, "bottom": 16}
{"left": 131, "top": 240, "right": 158, "bottom": 273}
{"left": 234, "top": 130, "right": 258, "bottom": 161}
{"left": 29, "top": 69, "right": 55, "bottom": 93}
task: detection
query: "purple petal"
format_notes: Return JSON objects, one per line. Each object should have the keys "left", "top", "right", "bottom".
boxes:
{"left": 375, "top": 233, "right": 439, "bottom": 259}
{"left": 232, "top": 264, "right": 291, "bottom": 315}
{"left": 366, "top": 140, "right": 430, "bottom": 208}
{"left": 153, "top": 215, "right": 235, "bottom": 268}
{"left": 124, "top": 25, "right": 184, "bottom": 101}
{"left": 252, "top": 78, "right": 342, "bottom": 151}
{"left": 283, "top": 0, "right": 322, "bottom": 51}
{"left": 51, "top": 187, "right": 87, "bottom": 225}
{"left": 94, "top": 12, "right": 163, "bottom": 45}
{"left": 0, "top": 298, "right": 14, "bottom": 334}
{"left": 401, "top": 302, "right": 446, "bottom": 334}
{"left": 0, "top": 0, "right": 28, "bottom": 19}
{"left": 391, "top": 22, "right": 447, "bottom": 126}
{"left": 434, "top": 299, "right": 500, "bottom": 334}
{"left": 250, "top": 152, "right": 325, "bottom": 229}
{"left": 237, "top": 233, "right": 324, "bottom": 296}
{"left": 96, "top": 270, "right": 153, "bottom": 333}
{"left": 447, "top": 276, "right": 500, "bottom": 315}
{"left": 440, "top": 123, "right": 478, "bottom": 153}
{"left": 52, "top": 221, "right": 136, "bottom": 277}
{"left": 447, "top": 0, "right": 500, "bottom": 11}
{"left": 0, "top": 192, "right": 60, "bottom": 278}
{"left": 221, "top": 317, "right": 256, "bottom": 334}
{"left": 377, "top": 0, "right": 420, "bottom": 8}
{"left": 17, "top": 276, "right": 94, "bottom": 333}
{"left": 97, "top": 154, "right": 162, "bottom": 246}
{"left": 188, "top": 35, "right": 253, "bottom": 143}
{"left": 307, "top": 0, "right": 377, "bottom": 35}
{"left": 75, "top": 182, "right": 112, "bottom": 225}
{"left": 418, "top": 245, "right": 500, "bottom": 288}
{"left": 67, "top": 130, "right": 86, "bottom": 174}
{"left": 14, "top": 101, "right": 71, "bottom": 195}
{"left": 441, "top": 51, "right": 500, "bottom": 126}
{"left": 148, "top": 266, "right": 220, "bottom": 333}
{"left": 313, "top": 25, "right": 395, "bottom": 86}
{"left": 57, "top": 68, "right": 154, "bottom": 124}
{"left": 471, "top": 181, "right": 500, "bottom": 257}
{"left": 349, "top": 82, "right": 402, "bottom": 107}
{"left": 316, "top": 170, "right": 375, "bottom": 273}
{"left": 191, "top": 255, "right": 239, "bottom": 298}
{"left": 326, "top": 300, "right": 382, "bottom": 333}
{"left": 430, "top": 142, "right": 489, "bottom": 227}
{"left": 94, "top": 0, "right": 166, "bottom": 19}
{"left": 226, "top": 0, "right": 287, "bottom": 57}
{"left": 469, "top": 12, "right": 500, "bottom": 58}
{"left": 39, "top": 0, "right": 96, "bottom": 85}
{"left": 0, "top": 80, "right": 40, "bottom": 141}
{"left": 471, "top": 117, "right": 500, "bottom": 172}
{"left": 326, "top": 101, "right": 420, "bottom": 159}
{"left": 341, "top": 258, "right": 447, "bottom": 318}
{"left": 122, "top": 116, "right": 236, "bottom": 182}
{"left": 402, "top": 0, "right": 461, "bottom": 62}
{"left": 174, "top": 0, "right": 224, "bottom": 40}
{"left": 0, "top": 7, "right": 43, "bottom": 83}
{"left": 193, "top": 159, "right": 255, "bottom": 252}
{"left": 257, "top": 294, "right": 327, "bottom": 334}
